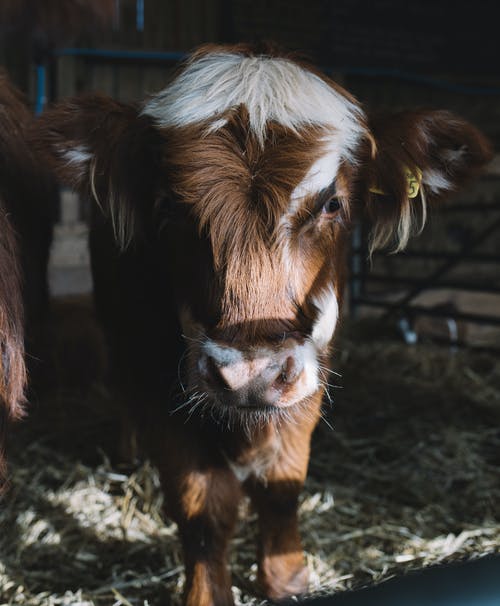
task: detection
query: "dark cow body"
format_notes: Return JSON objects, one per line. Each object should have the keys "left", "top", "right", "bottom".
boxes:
{"left": 0, "top": 199, "right": 24, "bottom": 484}
{"left": 36, "top": 45, "right": 492, "bottom": 604}
{"left": 0, "top": 70, "right": 55, "bottom": 488}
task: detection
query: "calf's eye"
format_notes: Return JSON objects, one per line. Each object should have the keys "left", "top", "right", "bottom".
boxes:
{"left": 322, "top": 197, "right": 341, "bottom": 216}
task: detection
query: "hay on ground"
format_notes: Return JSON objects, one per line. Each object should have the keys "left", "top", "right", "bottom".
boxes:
{"left": 1, "top": 312, "right": 499, "bottom": 605}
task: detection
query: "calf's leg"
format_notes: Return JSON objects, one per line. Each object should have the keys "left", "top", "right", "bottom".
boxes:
{"left": 247, "top": 476, "right": 309, "bottom": 599}
{"left": 245, "top": 396, "right": 322, "bottom": 600}
{"left": 151, "top": 423, "right": 242, "bottom": 606}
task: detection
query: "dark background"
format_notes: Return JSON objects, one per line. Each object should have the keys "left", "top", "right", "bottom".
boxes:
{"left": 1, "top": 0, "right": 499, "bottom": 342}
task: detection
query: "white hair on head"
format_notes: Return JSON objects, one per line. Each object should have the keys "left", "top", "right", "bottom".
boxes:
{"left": 142, "top": 51, "right": 367, "bottom": 155}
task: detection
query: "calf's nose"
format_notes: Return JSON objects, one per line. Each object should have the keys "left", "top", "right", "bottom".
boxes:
{"left": 198, "top": 343, "right": 304, "bottom": 406}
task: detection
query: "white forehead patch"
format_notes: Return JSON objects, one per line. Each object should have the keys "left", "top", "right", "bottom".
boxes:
{"left": 142, "top": 51, "right": 366, "bottom": 152}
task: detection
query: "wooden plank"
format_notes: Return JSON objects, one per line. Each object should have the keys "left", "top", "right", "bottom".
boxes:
{"left": 91, "top": 63, "right": 116, "bottom": 96}
{"left": 142, "top": 65, "right": 174, "bottom": 97}
{"left": 57, "top": 56, "right": 79, "bottom": 98}
{"left": 117, "top": 64, "right": 142, "bottom": 102}
{"left": 486, "top": 154, "right": 500, "bottom": 176}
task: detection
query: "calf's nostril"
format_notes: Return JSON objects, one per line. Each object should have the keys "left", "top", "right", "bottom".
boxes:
{"left": 201, "top": 355, "right": 230, "bottom": 390}
{"left": 278, "top": 355, "right": 300, "bottom": 385}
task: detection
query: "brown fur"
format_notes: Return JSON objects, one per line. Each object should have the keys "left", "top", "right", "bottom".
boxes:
{"left": 33, "top": 44, "right": 492, "bottom": 604}
{"left": 162, "top": 111, "right": 343, "bottom": 336}
{"left": 0, "top": 70, "right": 55, "bottom": 490}
{"left": 0, "top": 204, "right": 25, "bottom": 484}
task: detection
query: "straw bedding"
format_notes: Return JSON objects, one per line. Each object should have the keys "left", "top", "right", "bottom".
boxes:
{"left": 1, "top": 305, "right": 499, "bottom": 606}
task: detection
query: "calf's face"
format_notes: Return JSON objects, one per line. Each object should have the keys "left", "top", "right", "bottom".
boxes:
{"left": 156, "top": 95, "right": 363, "bottom": 414}
{"left": 36, "top": 47, "right": 492, "bottom": 418}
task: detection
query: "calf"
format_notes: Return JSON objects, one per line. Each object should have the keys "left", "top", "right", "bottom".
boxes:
{"left": 36, "top": 45, "right": 492, "bottom": 605}
{"left": 0, "top": 70, "right": 55, "bottom": 489}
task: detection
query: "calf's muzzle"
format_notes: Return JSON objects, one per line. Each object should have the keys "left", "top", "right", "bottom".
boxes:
{"left": 198, "top": 339, "right": 306, "bottom": 408}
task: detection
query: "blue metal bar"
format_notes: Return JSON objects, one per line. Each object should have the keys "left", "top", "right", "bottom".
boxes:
{"left": 53, "top": 49, "right": 500, "bottom": 95}
{"left": 35, "top": 63, "right": 47, "bottom": 114}
{"left": 55, "top": 47, "right": 187, "bottom": 63}
{"left": 136, "top": 0, "right": 144, "bottom": 32}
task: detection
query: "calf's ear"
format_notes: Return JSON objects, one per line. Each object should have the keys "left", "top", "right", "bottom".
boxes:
{"left": 34, "top": 94, "right": 164, "bottom": 248}
{"left": 365, "top": 109, "right": 493, "bottom": 252}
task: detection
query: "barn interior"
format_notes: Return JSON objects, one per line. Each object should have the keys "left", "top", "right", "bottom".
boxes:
{"left": 0, "top": 2, "right": 499, "bottom": 605}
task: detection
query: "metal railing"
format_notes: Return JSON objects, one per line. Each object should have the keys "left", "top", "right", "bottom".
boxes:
{"left": 349, "top": 193, "right": 500, "bottom": 348}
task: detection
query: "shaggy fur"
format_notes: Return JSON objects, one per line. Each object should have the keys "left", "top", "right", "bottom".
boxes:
{"left": 34, "top": 44, "right": 493, "bottom": 604}
{"left": 0, "top": 70, "right": 55, "bottom": 490}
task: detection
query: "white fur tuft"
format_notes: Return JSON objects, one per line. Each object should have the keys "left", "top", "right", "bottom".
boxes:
{"left": 311, "top": 286, "right": 339, "bottom": 349}
{"left": 142, "top": 52, "right": 366, "bottom": 153}
{"left": 62, "top": 145, "right": 92, "bottom": 176}
{"left": 422, "top": 168, "right": 452, "bottom": 194}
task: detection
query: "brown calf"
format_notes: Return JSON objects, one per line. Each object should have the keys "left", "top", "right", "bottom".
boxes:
{"left": 0, "top": 70, "right": 55, "bottom": 489}
{"left": 35, "top": 45, "right": 492, "bottom": 604}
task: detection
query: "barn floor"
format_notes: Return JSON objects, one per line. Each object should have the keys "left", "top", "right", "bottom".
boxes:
{"left": 1, "top": 299, "right": 499, "bottom": 606}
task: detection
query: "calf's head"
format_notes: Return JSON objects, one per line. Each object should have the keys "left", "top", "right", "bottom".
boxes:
{"left": 36, "top": 46, "right": 492, "bottom": 417}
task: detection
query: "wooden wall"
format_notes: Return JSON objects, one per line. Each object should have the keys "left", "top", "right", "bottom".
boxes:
{"left": 2, "top": 0, "right": 499, "bottom": 332}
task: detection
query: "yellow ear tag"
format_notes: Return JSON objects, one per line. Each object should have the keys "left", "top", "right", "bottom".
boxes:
{"left": 405, "top": 167, "right": 422, "bottom": 199}
{"left": 369, "top": 166, "right": 422, "bottom": 198}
